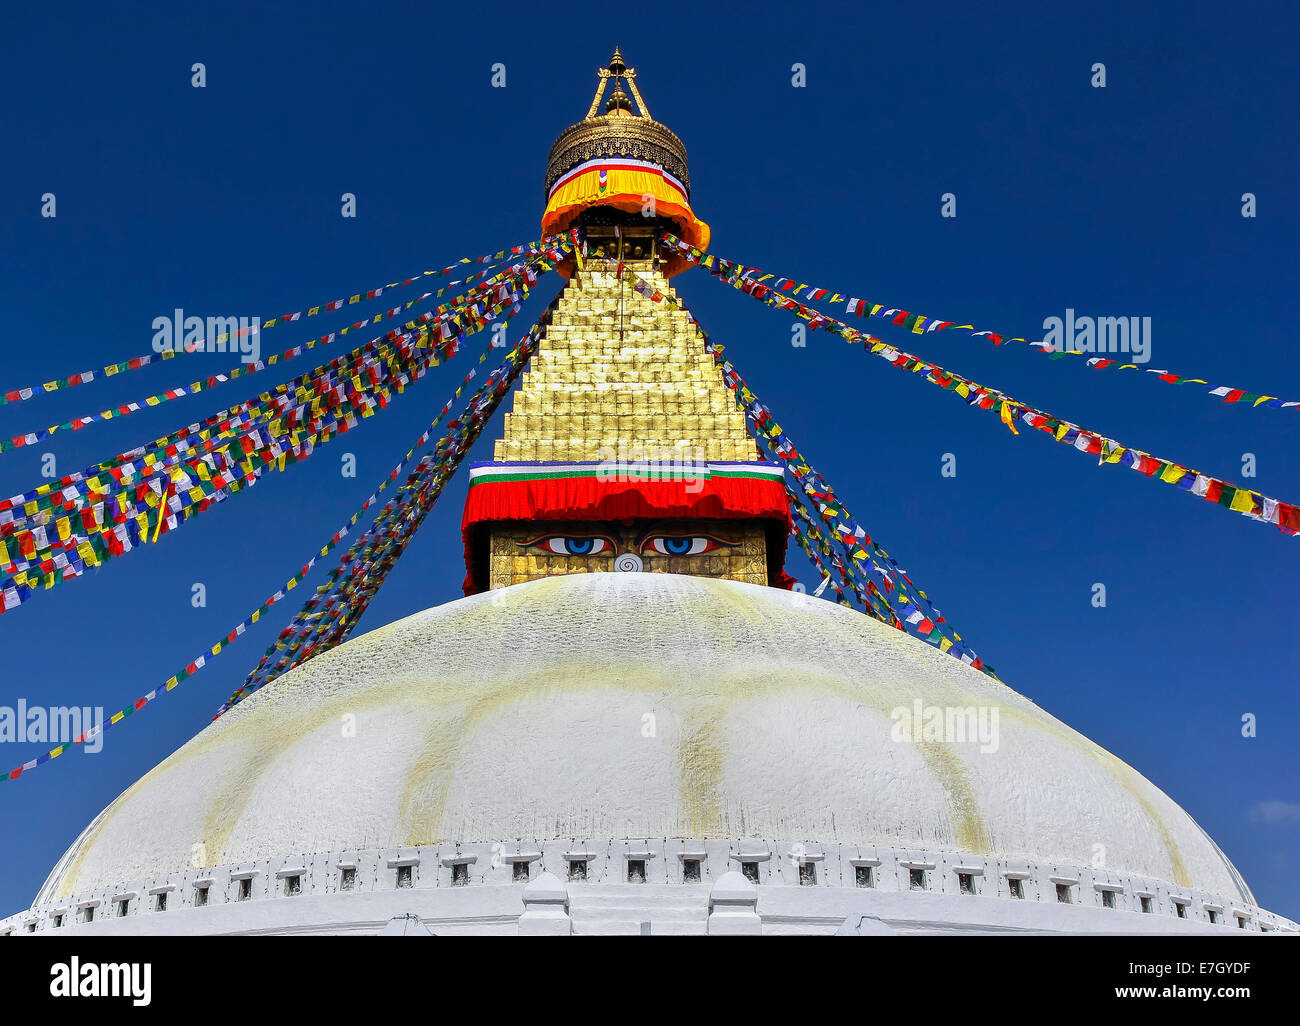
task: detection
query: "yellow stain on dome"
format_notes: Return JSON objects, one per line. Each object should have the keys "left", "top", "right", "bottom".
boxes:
{"left": 397, "top": 705, "right": 471, "bottom": 847}
{"left": 678, "top": 702, "right": 727, "bottom": 837}
{"left": 989, "top": 701, "right": 1191, "bottom": 887}
{"left": 916, "top": 739, "right": 991, "bottom": 855}
{"left": 391, "top": 571, "right": 994, "bottom": 850}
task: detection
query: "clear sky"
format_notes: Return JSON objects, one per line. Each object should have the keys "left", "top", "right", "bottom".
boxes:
{"left": 1, "top": 1, "right": 1297, "bottom": 919}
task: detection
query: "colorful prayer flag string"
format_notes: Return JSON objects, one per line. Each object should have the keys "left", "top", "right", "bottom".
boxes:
{"left": 0, "top": 244, "right": 562, "bottom": 453}
{"left": 0, "top": 252, "right": 552, "bottom": 531}
{"left": 669, "top": 236, "right": 1300, "bottom": 537}
{"left": 1, "top": 255, "right": 552, "bottom": 517}
{"left": 660, "top": 232, "right": 1300, "bottom": 413}
{"left": 1, "top": 337, "right": 435, "bottom": 613}
{"left": 0, "top": 250, "right": 568, "bottom": 614}
{"left": 0, "top": 234, "right": 564, "bottom": 407}
{"left": 0, "top": 259, "right": 549, "bottom": 571}
{"left": 690, "top": 318, "right": 999, "bottom": 679}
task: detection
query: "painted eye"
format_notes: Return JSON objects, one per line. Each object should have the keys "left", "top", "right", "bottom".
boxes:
{"left": 532, "top": 536, "right": 610, "bottom": 555}
{"left": 644, "top": 536, "right": 725, "bottom": 556}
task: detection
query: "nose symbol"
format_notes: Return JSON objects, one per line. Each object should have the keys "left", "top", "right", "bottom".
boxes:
{"left": 615, "top": 553, "right": 644, "bottom": 573}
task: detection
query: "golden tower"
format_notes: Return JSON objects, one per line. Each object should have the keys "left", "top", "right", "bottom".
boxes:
{"left": 461, "top": 51, "right": 792, "bottom": 594}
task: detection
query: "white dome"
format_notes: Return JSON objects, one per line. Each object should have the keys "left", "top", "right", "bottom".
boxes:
{"left": 38, "top": 572, "right": 1253, "bottom": 910}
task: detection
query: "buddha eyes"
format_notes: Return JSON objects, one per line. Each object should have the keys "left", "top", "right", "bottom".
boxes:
{"left": 528, "top": 536, "right": 613, "bottom": 555}
{"left": 642, "top": 535, "right": 728, "bottom": 556}
{"left": 521, "top": 533, "right": 734, "bottom": 556}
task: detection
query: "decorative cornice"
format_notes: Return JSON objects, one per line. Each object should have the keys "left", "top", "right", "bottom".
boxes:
{"left": 544, "top": 50, "right": 690, "bottom": 200}
{"left": 544, "top": 116, "right": 690, "bottom": 200}
{"left": 6, "top": 839, "right": 1293, "bottom": 936}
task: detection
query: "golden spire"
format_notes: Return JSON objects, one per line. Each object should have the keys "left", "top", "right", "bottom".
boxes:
{"left": 549, "top": 49, "right": 689, "bottom": 201}
{"left": 584, "top": 47, "right": 653, "bottom": 121}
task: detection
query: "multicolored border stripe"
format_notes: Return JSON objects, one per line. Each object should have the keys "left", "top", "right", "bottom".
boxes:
{"left": 548, "top": 157, "right": 687, "bottom": 200}
{"left": 467, "top": 461, "right": 785, "bottom": 484}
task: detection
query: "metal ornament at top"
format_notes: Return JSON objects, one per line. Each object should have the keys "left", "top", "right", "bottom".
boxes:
{"left": 544, "top": 48, "right": 691, "bottom": 200}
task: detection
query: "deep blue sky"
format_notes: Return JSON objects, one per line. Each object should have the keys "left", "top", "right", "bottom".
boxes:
{"left": 1, "top": 1, "right": 1297, "bottom": 919}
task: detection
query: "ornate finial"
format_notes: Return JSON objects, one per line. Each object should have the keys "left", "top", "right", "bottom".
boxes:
{"left": 583, "top": 47, "right": 652, "bottom": 122}
{"left": 605, "top": 84, "right": 633, "bottom": 114}
{"left": 548, "top": 49, "right": 687, "bottom": 197}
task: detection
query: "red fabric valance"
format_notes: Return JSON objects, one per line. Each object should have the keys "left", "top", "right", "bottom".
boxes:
{"left": 460, "top": 465, "right": 793, "bottom": 594}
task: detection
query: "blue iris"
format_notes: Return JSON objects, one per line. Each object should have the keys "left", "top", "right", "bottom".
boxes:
{"left": 565, "top": 537, "right": 595, "bottom": 555}
{"left": 661, "top": 537, "right": 693, "bottom": 555}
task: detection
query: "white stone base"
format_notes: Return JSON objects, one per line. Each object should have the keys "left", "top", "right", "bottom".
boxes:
{"left": 6, "top": 838, "right": 1294, "bottom": 937}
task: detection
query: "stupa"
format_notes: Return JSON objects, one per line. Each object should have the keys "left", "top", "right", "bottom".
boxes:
{"left": 3, "top": 51, "right": 1294, "bottom": 937}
